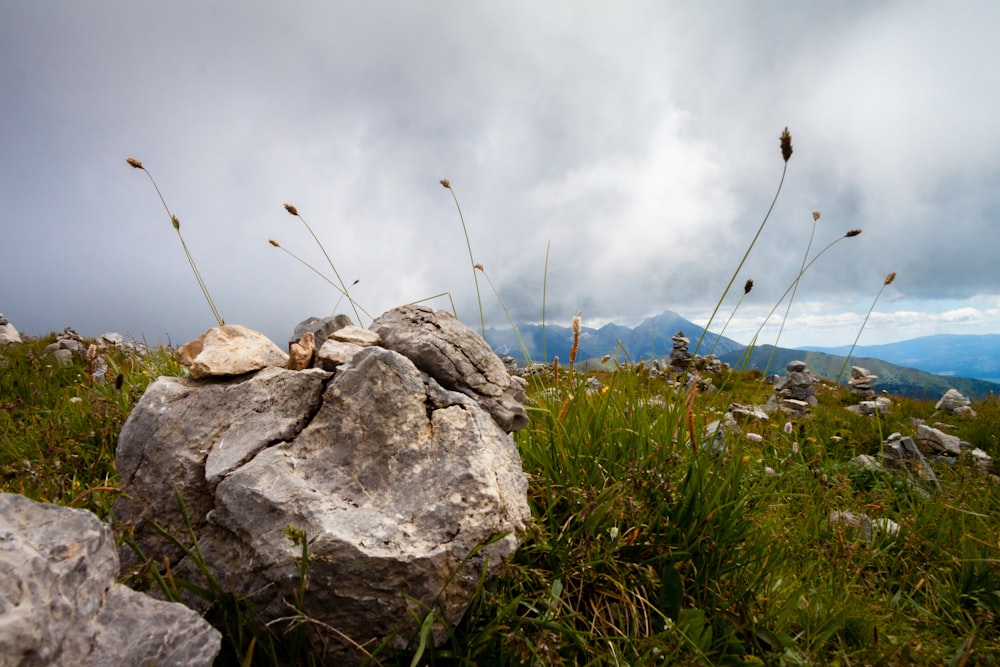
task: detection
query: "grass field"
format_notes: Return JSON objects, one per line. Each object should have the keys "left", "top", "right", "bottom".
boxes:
{"left": 3, "top": 334, "right": 998, "bottom": 665}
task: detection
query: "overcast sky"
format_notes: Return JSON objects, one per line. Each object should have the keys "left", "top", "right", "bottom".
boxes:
{"left": 2, "top": 1, "right": 999, "bottom": 350}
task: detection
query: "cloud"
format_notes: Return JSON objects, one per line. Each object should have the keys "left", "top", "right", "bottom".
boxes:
{"left": 2, "top": 1, "right": 999, "bottom": 350}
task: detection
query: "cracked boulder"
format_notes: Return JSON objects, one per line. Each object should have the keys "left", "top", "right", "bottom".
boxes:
{"left": 112, "top": 308, "right": 531, "bottom": 665}
{"left": 0, "top": 493, "right": 220, "bottom": 666}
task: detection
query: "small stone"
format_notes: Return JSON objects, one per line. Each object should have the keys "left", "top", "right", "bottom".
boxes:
{"left": 287, "top": 331, "right": 316, "bottom": 371}
{"left": 176, "top": 325, "right": 289, "bottom": 379}
{"left": 333, "top": 325, "right": 381, "bottom": 347}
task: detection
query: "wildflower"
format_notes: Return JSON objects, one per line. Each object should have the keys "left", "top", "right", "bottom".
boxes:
{"left": 601, "top": 385, "right": 610, "bottom": 395}
{"left": 746, "top": 433, "right": 763, "bottom": 442}
{"left": 792, "top": 442, "right": 799, "bottom": 455}
{"left": 125, "top": 157, "right": 144, "bottom": 169}
{"left": 780, "top": 127, "right": 793, "bottom": 162}
{"left": 283, "top": 203, "right": 298, "bottom": 216}
{"left": 608, "top": 526, "right": 619, "bottom": 540}
{"left": 70, "top": 396, "right": 82, "bottom": 404}
{"left": 784, "top": 421, "right": 793, "bottom": 435}
{"left": 764, "top": 466, "right": 776, "bottom": 475}
{"left": 741, "top": 455, "right": 751, "bottom": 464}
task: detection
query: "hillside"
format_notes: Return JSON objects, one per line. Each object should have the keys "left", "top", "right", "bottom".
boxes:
{"left": 485, "top": 309, "right": 742, "bottom": 365}
{"left": 721, "top": 345, "right": 1000, "bottom": 400}
{"left": 799, "top": 333, "right": 1000, "bottom": 384}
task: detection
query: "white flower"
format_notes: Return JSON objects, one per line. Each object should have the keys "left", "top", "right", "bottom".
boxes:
{"left": 784, "top": 421, "right": 793, "bottom": 434}
{"left": 746, "top": 432, "right": 763, "bottom": 442}
{"left": 608, "top": 526, "right": 619, "bottom": 540}
{"left": 792, "top": 442, "right": 799, "bottom": 455}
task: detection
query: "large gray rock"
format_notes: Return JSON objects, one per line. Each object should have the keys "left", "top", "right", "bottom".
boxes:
{"left": 113, "top": 306, "right": 531, "bottom": 665}
{"left": 0, "top": 493, "right": 220, "bottom": 666}
{"left": 370, "top": 305, "right": 529, "bottom": 433}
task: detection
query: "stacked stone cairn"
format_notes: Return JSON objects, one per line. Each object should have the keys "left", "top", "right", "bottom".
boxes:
{"left": 847, "top": 366, "right": 878, "bottom": 396}
{"left": 767, "top": 360, "right": 818, "bottom": 415}
{"left": 935, "top": 388, "right": 976, "bottom": 416}
{"left": 668, "top": 330, "right": 692, "bottom": 371}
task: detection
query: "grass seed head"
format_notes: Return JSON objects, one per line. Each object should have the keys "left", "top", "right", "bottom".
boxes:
{"left": 744, "top": 278, "right": 754, "bottom": 294}
{"left": 884, "top": 271, "right": 897, "bottom": 286}
{"left": 813, "top": 211, "right": 821, "bottom": 222}
{"left": 845, "top": 229, "right": 862, "bottom": 238}
{"left": 283, "top": 203, "right": 299, "bottom": 216}
{"left": 440, "top": 178, "right": 452, "bottom": 189}
{"left": 126, "top": 157, "right": 144, "bottom": 170}
{"left": 268, "top": 239, "right": 280, "bottom": 247}
{"left": 170, "top": 214, "right": 180, "bottom": 230}
{"left": 780, "top": 127, "right": 793, "bottom": 162}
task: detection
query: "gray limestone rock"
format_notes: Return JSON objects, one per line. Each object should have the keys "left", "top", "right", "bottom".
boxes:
{"left": 370, "top": 305, "right": 529, "bottom": 433}
{"left": 0, "top": 493, "right": 220, "bottom": 667}
{"left": 113, "top": 308, "right": 531, "bottom": 665}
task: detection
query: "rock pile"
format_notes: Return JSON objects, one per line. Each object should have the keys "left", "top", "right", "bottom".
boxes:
{"left": 113, "top": 305, "right": 531, "bottom": 665}
{"left": 935, "top": 388, "right": 976, "bottom": 416}
{"left": 668, "top": 331, "right": 691, "bottom": 371}
{"left": 847, "top": 366, "right": 878, "bottom": 396}
{"left": 767, "top": 360, "right": 818, "bottom": 415}
{"left": 0, "top": 313, "right": 22, "bottom": 345}
{"left": 845, "top": 396, "right": 892, "bottom": 416}
{"left": 0, "top": 493, "right": 221, "bottom": 666}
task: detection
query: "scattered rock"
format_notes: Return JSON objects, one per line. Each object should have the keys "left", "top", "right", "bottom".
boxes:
{"left": 845, "top": 396, "right": 892, "bottom": 416}
{"left": 880, "top": 432, "right": 939, "bottom": 489}
{"left": 829, "top": 510, "right": 899, "bottom": 542}
{"left": 0, "top": 314, "right": 22, "bottom": 345}
{"left": 728, "top": 403, "right": 770, "bottom": 421}
{"left": 935, "top": 388, "right": 976, "bottom": 416}
{"left": 0, "top": 493, "right": 221, "bottom": 667}
{"left": 914, "top": 423, "right": 963, "bottom": 456}
{"left": 176, "top": 324, "right": 289, "bottom": 378}
{"left": 113, "top": 306, "right": 531, "bottom": 665}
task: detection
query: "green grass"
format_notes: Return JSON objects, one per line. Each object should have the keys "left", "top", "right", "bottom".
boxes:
{"left": 3, "top": 336, "right": 998, "bottom": 665}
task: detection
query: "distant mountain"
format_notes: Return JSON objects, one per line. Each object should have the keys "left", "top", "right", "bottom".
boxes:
{"left": 483, "top": 309, "right": 1000, "bottom": 400}
{"left": 484, "top": 309, "right": 742, "bottom": 365}
{"left": 719, "top": 345, "right": 1000, "bottom": 400}
{"left": 798, "top": 334, "right": 1000, "bottom": 384}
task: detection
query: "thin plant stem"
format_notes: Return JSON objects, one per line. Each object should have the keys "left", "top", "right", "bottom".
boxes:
{"left": 710, "top": 278, "right": 753, "bottom": 357}
{"left": 440, "top": 180, "right": 485, "bottom": 338}
{"left": 477, "top": 264, "right": 532, "bottom": 365}
{"left": 542, "top": 240, "right": 550, "bottom": 363}
{"left": 765, "top": 212, "right": 820, "bottom": 373}
{"left": 126, "top": 158, "right": 224, "bottom": 327}
{"left": 836, "top": 272, "right": 896, "bottom": 384}
{"left": 268, "top": 240, "right": 374, "bottom": 321}
{"left": 736, "top": 229, "right": 861, "bottom": 371}
{"left": 283, "top": 204, "right": 364, "bottom": 325}
{"left": 693, "top": 128, "right": 793, "bottom": 356}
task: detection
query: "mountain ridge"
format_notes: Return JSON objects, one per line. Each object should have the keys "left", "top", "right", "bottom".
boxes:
{"left": 485, "top": 309, "right": 1000, "bottom": 399}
